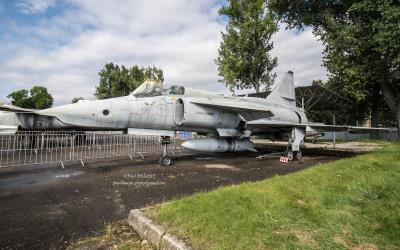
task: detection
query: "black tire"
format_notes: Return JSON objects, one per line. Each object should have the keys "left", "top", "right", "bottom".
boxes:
{"left": 159, "top": 156, "right": 172, "bottom": 166}
{"left": 162, "top": 157, "right": 171, "bottom": 166}
{"left": 286, "top": 150, "right": 294, "bottom": 162}
{"left": 295, "top": 150, "right": 302, "bottom": 161}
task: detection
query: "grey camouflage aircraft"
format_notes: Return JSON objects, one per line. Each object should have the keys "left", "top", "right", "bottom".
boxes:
{"left": 0, "top": 72, "right": 386, "bottom": 165}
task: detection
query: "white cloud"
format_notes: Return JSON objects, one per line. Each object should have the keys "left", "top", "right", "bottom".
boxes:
{"left": 272, "top": 25, "right": 327, "bottom": 87}
{"left": 16, "top": 0, "right": 56, "bottom": 14}
{"left": 1, "top": 0, "right": 327, "bottom": 105}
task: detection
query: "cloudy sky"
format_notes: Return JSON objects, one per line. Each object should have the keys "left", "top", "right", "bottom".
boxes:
{"left": 0, "top": 0, "right": 327, "bottom": 105}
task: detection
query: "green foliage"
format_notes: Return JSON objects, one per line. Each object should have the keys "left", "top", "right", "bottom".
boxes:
{"left": 148, "top": 143, "right": 400, "bottom": 249}
{"left": 71, "top": 97, "right": 84, "bottom": 104}
{"left": 7, "top": 89, "right": 33, "bottom": 109}
{"left": 94, "top": 63, "right": 164, "bottom": 99}
{"left": 7, "top": 86, "right": 53, "bottom": 109}
{"left": 377, "top": 103, "right": 397, "bottom": 127}
{"left": 216, "top": 0, "right": 278, "bottom": 93}
{"left": 269, "top": 0, "right": 400, "bottom": 131}
{"left": 30, "top": 86, "right": 54, "bottom": 109}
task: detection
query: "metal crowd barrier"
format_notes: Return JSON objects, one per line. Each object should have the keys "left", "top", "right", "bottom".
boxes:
{"left": 0, "top": 131, "right": 184, "bottom": 168}
{"left": 321, "top": 128, "right": 398, "bottom": 142}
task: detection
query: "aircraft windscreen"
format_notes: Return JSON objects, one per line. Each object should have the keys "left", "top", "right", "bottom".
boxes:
{"left": 133, "top": 85, "right": 165, "bottom": 97}
{"left": 131, "top": 80, "right": 163, "bottom": 97}
{"left": 166, "top": 85, "right": 185, "bottom": 95}
{"left": 132, "top": 82, "right": 185, "bottom": 97}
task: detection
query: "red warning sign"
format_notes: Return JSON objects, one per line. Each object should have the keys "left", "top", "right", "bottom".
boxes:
{"left": 280, "top": 157, "right": 290, "bottom": 163}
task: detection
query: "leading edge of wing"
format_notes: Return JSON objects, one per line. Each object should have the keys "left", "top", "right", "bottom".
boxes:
{"left": 247, "top": 120, "right": 390, "bottom": 133}
{"left": 308, "top": 124, "right": 390, "bottom": 133}
{"left": 189, "top": 98, "right": 273, "bottom": 114}
{"left": 246, "top": 119, "right": 301, "bottom": 128}
{"left": 247, "top": 120, "right": 352, "bottom": 130}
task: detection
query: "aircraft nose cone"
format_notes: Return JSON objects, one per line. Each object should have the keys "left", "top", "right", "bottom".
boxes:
{"left": 38, "top": 102, "right": 98, "bottom": 127}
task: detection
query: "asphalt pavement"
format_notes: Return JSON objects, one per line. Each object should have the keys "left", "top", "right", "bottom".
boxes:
{"left": 0, "top": 149, "right": 341, "bottom": 249}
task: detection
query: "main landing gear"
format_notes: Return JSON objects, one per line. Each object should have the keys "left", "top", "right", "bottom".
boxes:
{"left": 285, "top": 148, "right": 303, "bottom": 161}
{"left": 159, "top": 136, "right": 172, "bottom": 166}
{"left": 285, "top": 127, "right": 305, "bottom": 162}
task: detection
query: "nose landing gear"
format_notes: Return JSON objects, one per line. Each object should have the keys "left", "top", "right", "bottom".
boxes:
{"left": 159, "top": 136, "right": 172, "bottom": 166}
{"left": 159, "top": 155, "right": 171, "bottom": 166}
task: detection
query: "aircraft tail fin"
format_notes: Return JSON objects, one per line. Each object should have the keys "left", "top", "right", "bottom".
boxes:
{"left": 266, "top": 71, "right": 296, "bottom": 107}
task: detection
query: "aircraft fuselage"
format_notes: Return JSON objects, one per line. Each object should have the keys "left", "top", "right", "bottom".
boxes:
{"left": 1, "top": 94, "right": 307, "bottom": 137}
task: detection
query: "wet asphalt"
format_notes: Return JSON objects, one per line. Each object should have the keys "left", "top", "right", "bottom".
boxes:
{"left": 0, "top": 148, "right": 342, "bottom": 249}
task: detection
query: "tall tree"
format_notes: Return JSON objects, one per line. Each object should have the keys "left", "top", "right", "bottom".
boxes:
{"left": 7, "top": 89, "right": 33, "bottom": 108}
{"left": 94, "top": 63, "right": 164, "bottom": 99}
{"left": 7, "top": 86, "right": 53, "bottom": 109}
{"left": 30, "top": 86, "right": 53, "bottom": 109}
{"left": 270, "top": 0, "right": 400, "bottom": 138}
{"left": 216, "top": 0, "right": 278, "bottom": 93}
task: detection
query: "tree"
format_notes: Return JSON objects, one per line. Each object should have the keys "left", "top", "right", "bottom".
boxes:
{"left": 30, "top": 86, "right": 53, "bottom": 109}
{"left": 94, "top": 63, "right": 164, "bottom": 99}
{"left": 7, "top": 89, "right": 33, "bottom": 108}
{"left": 270, "top": 0, "right": 400, "bottom": 139}
{"left": 72, "top": 97, "right": 84, "bottom": 103}
{"left": 7, "top": 86, "right": 53, "bottom": 109}
{"left": 216, "top": 0, "right": 278, "bottom": 93}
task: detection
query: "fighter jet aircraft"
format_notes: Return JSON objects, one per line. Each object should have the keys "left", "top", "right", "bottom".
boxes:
{"left": 0, "top": 72, "right": 387, "bottom": 165}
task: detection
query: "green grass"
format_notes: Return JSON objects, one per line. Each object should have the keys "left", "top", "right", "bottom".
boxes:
{"left": 147, "top": 143, "right": 400, "bottom": 249}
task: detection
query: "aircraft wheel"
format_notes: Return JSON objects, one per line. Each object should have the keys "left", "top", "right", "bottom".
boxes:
{"left": 295, "top": 150, "right": 302, "bottom": 161}
{"left": 159, "top": 156, "right": 171, "bottom": 166}
{"left": 286, "top": 150, "right": 294, "bottom": 162}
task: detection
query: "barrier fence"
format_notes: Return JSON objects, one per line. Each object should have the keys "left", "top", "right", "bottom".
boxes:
{"left": 321, "top": 128, "right": 398, "bottom": 142}
{"left": 0, "top": 131, "right": 184, "bottom": 168}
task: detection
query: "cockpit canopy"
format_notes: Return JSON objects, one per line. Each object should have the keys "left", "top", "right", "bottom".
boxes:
{"left": 131, "top": 80, "right": 185, "bottom": 97}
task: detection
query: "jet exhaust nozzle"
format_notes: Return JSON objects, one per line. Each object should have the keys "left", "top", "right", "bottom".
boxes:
{"left": 181, "top": 138, "right": 256, "bottom": 153}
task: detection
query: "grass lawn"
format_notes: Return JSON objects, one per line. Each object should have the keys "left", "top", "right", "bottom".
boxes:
{"left": 146, "top": 143, "right": 400, "bottom": 249}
